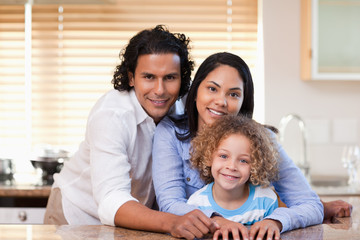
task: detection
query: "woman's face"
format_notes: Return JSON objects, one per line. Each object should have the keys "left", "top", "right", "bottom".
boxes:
{"left": 196, "top": 65, "right": 244, "bottom": 130}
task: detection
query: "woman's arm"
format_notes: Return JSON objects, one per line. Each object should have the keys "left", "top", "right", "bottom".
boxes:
{"left": 152, "top": 117, "right": 202, "bottom": 215}
{"left": 265, "top": 139, "right": 324, "bottom": 232}
{"left": 322, "top": 199, "right": 352, "bottom": 222}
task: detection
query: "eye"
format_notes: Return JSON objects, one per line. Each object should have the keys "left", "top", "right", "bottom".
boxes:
{"left": 219, "top": 154, "right": 227, "bottom": 159}
{"left": 208, "top": 86, "right": 216, "bottom": 92}
{"left": 144, "top": 74, "right": 154, "bottom": 80}
{"left": 165, "top": 75, "right": 176, "bottom": 81}
{"left": 229, "top": 92, "right": 240, "bottom": 98}
{"left": 239, "top": 159, "right": 248, "bottom": 163}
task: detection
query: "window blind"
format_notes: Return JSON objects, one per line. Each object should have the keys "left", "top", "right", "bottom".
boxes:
{"left": 0, "top": 5, "right": 26, "bottom": 157}
{"left": 0, "top": 0, "right": 258, "bottom": 159}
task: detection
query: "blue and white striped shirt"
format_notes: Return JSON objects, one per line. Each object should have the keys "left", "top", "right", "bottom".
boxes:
{"left": 153, "top": 116, "right": 324, "bottom": 233}
{"left": 187, "top": 183, "right": 278, "bottom": 224}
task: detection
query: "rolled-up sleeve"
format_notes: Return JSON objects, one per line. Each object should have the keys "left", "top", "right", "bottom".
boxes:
{"left": 88, "top": 109, "right": 138, "bottom": 226}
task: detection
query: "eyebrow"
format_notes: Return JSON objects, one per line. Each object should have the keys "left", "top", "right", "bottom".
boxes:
{"left": 165, "top": 72, "right": 181, "bottom": 77}
{"left": 141, "top": 72, "right": 180, "bottom": 76}
{"left": 208, "top": 81, "right": 242, "bottom": 91}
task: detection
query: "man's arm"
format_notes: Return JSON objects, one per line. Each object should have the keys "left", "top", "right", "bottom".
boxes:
{"left": 114, "top": 200, "right": 219, "bottom": 239}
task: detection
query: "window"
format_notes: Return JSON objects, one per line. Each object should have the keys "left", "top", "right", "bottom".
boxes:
{"left": 0, "top": 0, "right": 258, "bottom": 167}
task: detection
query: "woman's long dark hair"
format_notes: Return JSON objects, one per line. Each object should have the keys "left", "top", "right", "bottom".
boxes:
{"left": 173, "top": 52, "right": 255, "bottom": 141}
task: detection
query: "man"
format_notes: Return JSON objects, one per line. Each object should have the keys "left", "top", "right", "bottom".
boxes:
{"left": 44, "top": 25, "right": 218, "bottom": 240}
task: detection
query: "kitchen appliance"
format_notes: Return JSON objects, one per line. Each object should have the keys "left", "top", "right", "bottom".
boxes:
{"left": 30, "top": 159, "right": 64, "bottom": 185}
{"left": 0, "top": 158, "right": 13, "bottom": 181}
{"left": 30, "top": 148, "right": 69, "bottom": 185}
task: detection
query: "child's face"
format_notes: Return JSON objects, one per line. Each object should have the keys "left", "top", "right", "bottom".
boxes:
{"left": 211, "top": 133, "right": 251, "bottom": 193}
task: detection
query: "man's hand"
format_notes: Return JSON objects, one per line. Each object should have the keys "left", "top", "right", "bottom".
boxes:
{"left": 211, "top": 216, "right": 249, "bottom": 240}
{"left": 249, "top": 219, "right": 281, "bottom": 240}
{"left": 322, "top": 200, "right": 353, "bottom": 223}
{"left": 169, "top": 209, "right": 219, "bottom": 240}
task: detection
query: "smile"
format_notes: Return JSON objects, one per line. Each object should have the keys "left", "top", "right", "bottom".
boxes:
{"left": 208, "top": 108, "right": 225, "bottom": 116}
{"left": 221, "top": 173, "right": 239, "bottom": 180}
{"left": 150, "top": 99, "right": 167, "bottom": 105}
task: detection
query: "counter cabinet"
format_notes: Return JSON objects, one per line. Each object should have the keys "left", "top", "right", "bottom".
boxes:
{"left": 301, "top": 0, "right": 360, "bottom": 81}
{"left": 0, "top": 183, "right": 50, "bottom": 224}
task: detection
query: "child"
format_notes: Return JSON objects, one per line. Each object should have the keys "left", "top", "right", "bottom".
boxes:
{"left": 187, "top": 115, "right": 279, "bottom": 225}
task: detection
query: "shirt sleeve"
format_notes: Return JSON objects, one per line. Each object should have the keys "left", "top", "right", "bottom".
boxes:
{"left": 88, "top": 109, "right": 138, "bottom": 226}
{"left": 264, "top": 196, "right": 278, "bottom": 218}
{"left": 152, "top": 118, "right": 214, "bottom": 217}
{"left": 264, "top": 135, "right": 324, "bottom": 233}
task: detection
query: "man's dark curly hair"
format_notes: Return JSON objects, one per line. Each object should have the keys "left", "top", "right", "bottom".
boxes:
{"left": 111, "top": 25, "right": 194, "bottom": 99}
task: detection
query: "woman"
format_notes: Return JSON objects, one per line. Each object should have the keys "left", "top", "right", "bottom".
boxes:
{"left": 152, "top": 52, "right": 351, "bottom": 240}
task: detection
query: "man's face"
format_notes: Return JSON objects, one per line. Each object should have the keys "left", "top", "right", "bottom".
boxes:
{"left": 129, "top": 54, "right": 181, "bottom": 124}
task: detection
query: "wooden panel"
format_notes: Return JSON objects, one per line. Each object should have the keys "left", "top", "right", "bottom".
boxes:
{"left": 300, "top": 0, "right": 312, "bottom": 81}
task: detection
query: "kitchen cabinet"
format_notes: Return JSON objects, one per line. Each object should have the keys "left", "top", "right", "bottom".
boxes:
{"left": 0, "top": 207, "right": 45, "bottom": 224}
{"left": 0, "top": 183, "right": 50, "bottom": 224}
{"left": 0, "top": 196, "right": 47, "bottom": 224}
{"left": 301, "top": 0, "right": 360, "bottom": 80}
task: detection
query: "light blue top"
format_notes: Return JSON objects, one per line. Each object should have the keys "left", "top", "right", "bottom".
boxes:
{"left": 187, "top": 183, "right": 278, "bottom": 225}
{"left": 152, "top": 116, "right": 324, "bottom": 233}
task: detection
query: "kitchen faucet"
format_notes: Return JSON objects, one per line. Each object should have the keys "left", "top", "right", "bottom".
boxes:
{"left": 279, "top": 113, "right": 310, "bottom": 182}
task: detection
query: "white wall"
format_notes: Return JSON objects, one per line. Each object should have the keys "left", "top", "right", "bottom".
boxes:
{"left": 261, "top": 0, "right": 360, "bottom": 178}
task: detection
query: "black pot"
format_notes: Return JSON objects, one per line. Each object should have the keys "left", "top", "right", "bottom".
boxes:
{"left": 30, "top": 158, "right": 64, "bottom": 185}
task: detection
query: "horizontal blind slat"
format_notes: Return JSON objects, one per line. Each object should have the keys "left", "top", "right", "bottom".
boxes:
{"left": 0, "top": 0, "right": 258, "bottom": 154}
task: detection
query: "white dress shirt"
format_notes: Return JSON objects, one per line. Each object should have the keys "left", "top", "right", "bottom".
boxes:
{"left": 53, "top": 89, "right": 156, "bottom": 226}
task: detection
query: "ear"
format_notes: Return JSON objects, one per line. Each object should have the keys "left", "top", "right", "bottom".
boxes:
{"left": 128, "top": 71, "right": 134, "bottom": 87}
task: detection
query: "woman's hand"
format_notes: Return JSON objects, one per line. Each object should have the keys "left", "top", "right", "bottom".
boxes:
{"left": 212, "top": 216, "right": 249, "bottom": 240}
{"left": 249, "top": 219, "right": 281, "bottom": 240}
{"left": 322, "top": 200, "right": 353, "bottom": 223}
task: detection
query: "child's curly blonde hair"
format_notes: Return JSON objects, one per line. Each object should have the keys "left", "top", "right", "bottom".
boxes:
{"left": 190, "top": 115, "right": 279, "bottom": 187}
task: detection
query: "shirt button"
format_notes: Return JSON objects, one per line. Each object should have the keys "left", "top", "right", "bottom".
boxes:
{"left": 186, "top": 177, "right": 191, "bottom": 182}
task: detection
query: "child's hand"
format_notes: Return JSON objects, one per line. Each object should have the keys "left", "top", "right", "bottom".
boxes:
{"left": 211, "top": 216, "right": 249, "bottom": 240}
{"left": 249, "top": 219, "right": 281, "bottom": 240}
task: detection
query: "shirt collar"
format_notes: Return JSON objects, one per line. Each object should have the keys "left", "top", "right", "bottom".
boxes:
{"left": 129, "top": 88, "right": 154, "bottom": 126}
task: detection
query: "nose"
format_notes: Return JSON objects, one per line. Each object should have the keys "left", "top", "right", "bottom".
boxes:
{"left": 225, "top": 159, "right": 237, "bottom": 171}
{"left": 154, "top": 79, "right": 165, "bottom": 96}
{"left": 214, "top": 93, "right": 227, "bottom": 107}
